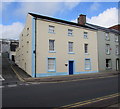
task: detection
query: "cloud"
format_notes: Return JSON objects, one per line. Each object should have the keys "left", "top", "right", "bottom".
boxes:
{"left": 14, "top": 2, "right": 62, "bottom": 17}
{"left": 1, "top": 2, "right": 80, "bottom": 39}
{"left": 71, "top": 19, "right": 77, "bottom": 23}
{"left": 71, "top": 7, "right": 118, "bottom": 28}
{"left": 63, "top": 2, "right": 80, "bottom": 9}
{"left": 87, "top": 7, "right": 118, "bottom": 27}
{"left": 90, "top": 2, "right": 100, "bottom": 11}
{"left": 14, "top": 2, "right": 80, "bottom": 18}
{"left": 1, "top": 22, "right": 24, "bottom": 39}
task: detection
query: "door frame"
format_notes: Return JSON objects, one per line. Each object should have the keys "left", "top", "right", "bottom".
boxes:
{"left": 68, "top": 60, "right": 75, "bottom": 75}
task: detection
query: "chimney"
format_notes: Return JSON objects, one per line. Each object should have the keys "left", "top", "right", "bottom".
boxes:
{"left": 77, "top": 14, "right": 86, "bottom": 25}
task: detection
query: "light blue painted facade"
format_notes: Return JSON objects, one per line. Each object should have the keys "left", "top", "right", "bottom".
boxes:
{"left": 32, "top": 17, "right": 35, "bottom": 77}
{"left": 32, "top": 71, "right": 98, "bottom": 77}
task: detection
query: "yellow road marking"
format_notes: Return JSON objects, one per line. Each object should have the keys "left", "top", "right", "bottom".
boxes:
{"left": 39, "top": 75, "right": 118, "bottom": 84}
{"left": 11, "top": 66, "right": 25, "bottom": 82}
{"left": 57, "top": 93, "right": 119, "bottom": 109}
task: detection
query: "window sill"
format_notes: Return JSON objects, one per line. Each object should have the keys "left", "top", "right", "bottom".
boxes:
{"left": 85, "top": 68, "right": 91, "bottom": 70}
{"left": 68, "top": 35, "right": 73, "bottom": 37}
{"left": 68, "top": 52, "right": 75, "bottom": 54}
{"left": 48, "top": 32, "right": 55, "bottom": 34}
{"left": 85, "top": 53, "right": 89, "bottom": 55}
{"left": 106, "top": 67, "right": 112, "bottom": 70}
{"left": 106, "top": 53, "right": 110, "bottom": 55}
{"left": 49, "top": 51, "right": 56, "bottom": 53}
{"left": 48, "top": 71, "right": 56, "bottom": 72}
{"left": 84, "top": 37, "right": 88, "bottom": 39}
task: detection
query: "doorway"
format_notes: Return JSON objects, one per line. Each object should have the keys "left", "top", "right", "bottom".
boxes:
{"left": 69, "top": 61, "right": 74, "bottom": 75}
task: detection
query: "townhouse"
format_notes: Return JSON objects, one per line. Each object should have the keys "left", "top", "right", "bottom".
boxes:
{"left": 86, "top": 23, "right": 120, "bottom": 71}
{"left": 15, "top": 13, "right": 99, "bottom": 77}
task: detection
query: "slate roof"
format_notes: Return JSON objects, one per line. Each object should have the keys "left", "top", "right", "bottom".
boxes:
{"left": 86, "top": 23, "right": 120, "bottom": 35}
{"left": 29, "top": 13, "right": 120, "bottom": 35}
{"left": 29, "top": 13, "right": 97, "bottom": 31}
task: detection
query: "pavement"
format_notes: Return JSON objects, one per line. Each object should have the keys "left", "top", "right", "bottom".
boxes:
{"left": 2, "top": 54, "right": 120, "bottom": 108}
{"left": 11, "top": 62, "right": 120, "bottom": 83}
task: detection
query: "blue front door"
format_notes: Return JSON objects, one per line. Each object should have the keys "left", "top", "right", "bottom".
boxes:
{"left": 69, "top": 61, "right": 74, "bottom": 75}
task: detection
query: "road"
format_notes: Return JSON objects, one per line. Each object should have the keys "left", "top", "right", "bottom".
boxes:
{"left": 1, "top": 53, "right": 20, "bottom": 85}
{"left": 2, "top": 75, "right": 118, "bottom": 108}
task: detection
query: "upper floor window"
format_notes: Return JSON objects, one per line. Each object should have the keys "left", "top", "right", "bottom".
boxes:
{"left": 49, "top": 40, "right": 55, "bottom": 51}
{"left": 115, "top": 35, "right": 118, "bottom": 42}
{"left": 49, "top": 25, "right": 55, "bottom": 33}
{"left": 106, "top": 44, "right": 110, "bottom": 55}
{"left": 68, "top": 42, "right": 73, "bottom": 53}
{"left": 68, "top": 29, "right": 73, "bottom": 36}
{"left": 27, "top": 27, "right": 29, "bottom": 36}
{"left": 116, "top": 45, "right": 119, "bottom": 55}
{"left": 84, "top": 32, "right": 88, "bottom": 39}
{"left": 105, "top": 33, "right": 110, "bottom": 41}
{"left": 84, "top": 44, "right": 88, "bottom": 54}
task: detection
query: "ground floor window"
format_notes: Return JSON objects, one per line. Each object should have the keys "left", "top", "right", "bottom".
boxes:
{"left": 106, "top": 59, "right": 112, "bottom": 69}
{"left": 116, "top": 58, "right": 119, "bottom": 71}
{"left": 85, "top": 59, "right": 91, "bottom": 70}
{"left": 48, "top": 58, "right": 56, "bottom": 72}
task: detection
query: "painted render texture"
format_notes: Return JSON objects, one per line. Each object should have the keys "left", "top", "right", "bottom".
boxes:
{"left": 15, "top": 13, "right": 120, "bottom": 77}
{"left": 97, "top": 31, "right": 119, "bottom": 71}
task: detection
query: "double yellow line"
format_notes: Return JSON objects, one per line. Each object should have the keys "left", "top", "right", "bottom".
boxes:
{"left": 11, "top": 65, "right": 25, "bottom": 82}
{"left": 57, "top": 93, "right": 119, "bottom": 109}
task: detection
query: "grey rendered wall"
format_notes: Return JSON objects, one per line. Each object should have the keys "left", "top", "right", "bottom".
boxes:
{"left": 97, "top": 31, "right": 119, "bottom": 71}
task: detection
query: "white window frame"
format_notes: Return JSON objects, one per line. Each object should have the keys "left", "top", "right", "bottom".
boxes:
{"left": 106, "top": 44, "right": 110, "bottom": 55}
{"left": 116, "top": 45, "right": 119, "bottom": 55}
{"left": 49, "top": 40, "right": 55, "bottom": 52}
{"left": 68, "top": 42, "right": 73, "bottom": 53}
{"left": 115, "top": 35, "right": 118, "bottom": 42}
{"left": 84, "top": 44, "right": 88, "bottom": 54}
{"left": 48, "top": 58, "right": 56, "bottom": 72}
{"left": 105, "top": 33, "right": 110, "bottom": 41}
{"left": 68, "top": 29, "right": 73, "bottom": 36}
{"left": 84, "top": 32, "right": 88, "bottom": 39}
{"left": 85, "top": 59, "right": 91, "bottom": 70}
{"left": 49, "top": 25, "right": 55, "bottom": 33}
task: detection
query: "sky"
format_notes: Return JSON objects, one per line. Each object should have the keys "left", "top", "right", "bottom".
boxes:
{"left": 0, "top": 0, "right": 119, "bottom": 39}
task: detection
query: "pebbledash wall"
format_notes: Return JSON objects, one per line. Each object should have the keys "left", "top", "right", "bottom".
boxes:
{"left": 15, "top": 13, "right": 99, "bottom": 77}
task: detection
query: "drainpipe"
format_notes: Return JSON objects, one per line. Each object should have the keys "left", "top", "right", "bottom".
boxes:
{"left": 35, "top": 17, "right": 37, "bottom": 78}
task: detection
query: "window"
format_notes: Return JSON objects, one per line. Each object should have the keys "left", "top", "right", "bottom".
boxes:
{"left": 106, "top": 59, "right": 112, "bottom": 69}
{"left": 105, "top": 33, "right": 110, "bottom": 41}
{"left": 116, "top": 45, "right": 119, "bottom": 55}
{"left": 115, "top": 35, "right": 118, "bottom": 42}
{"left": 106, "top": 44, "right": 110, "bottom": 54}
{"left": 84, "top": 32, "right": 88, "bottom": 39}
{"left": 27, "top": 28, "right": 29, "bottom": 35}
{"left": 68, "top": 29, "right": 73, "bottom": 36}
{"left": 85, "top": 59, "right": 91, "bottom": 70}
{"left": 49, "top": 40, "right": 55, "bottom": 51}
{"left": 84, "top": 44, "right": 88, "bottom": 54}
{"left": 68, "top": 42, "right": 73, "bottom": 52}
{"left": 49, "top": 25, "right": 55, "bottom": 33}
{"left": 48, "top": 58, "right": 56, "bottom": 72}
